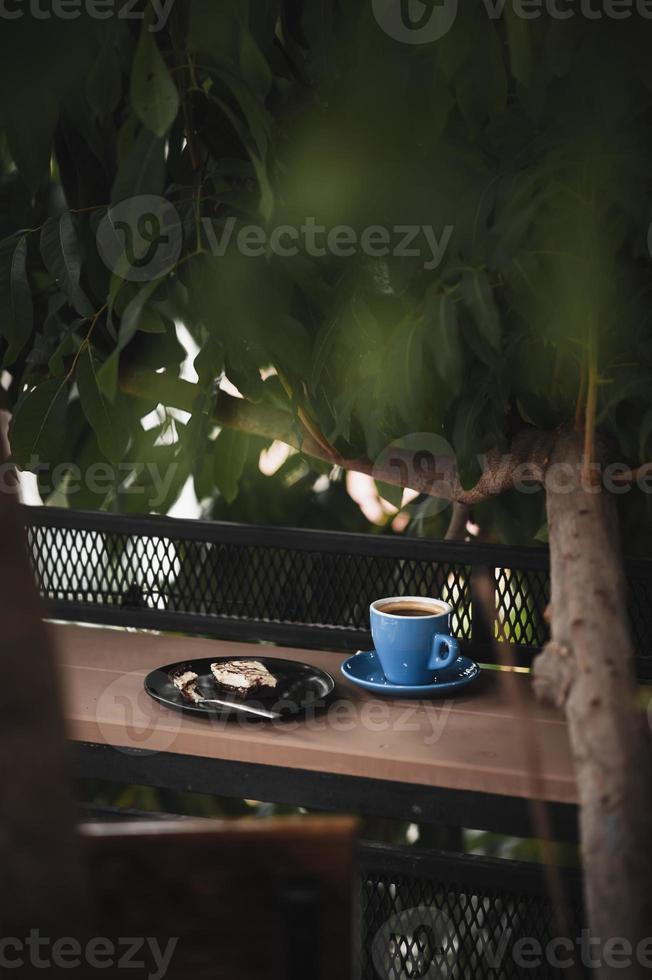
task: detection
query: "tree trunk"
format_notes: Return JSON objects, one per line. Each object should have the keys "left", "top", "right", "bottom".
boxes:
{"left": 0, "top": 427, "right": 91, "bottom": 942}
{"left": 534, "top": 430, "right": 652, "bottom": 978}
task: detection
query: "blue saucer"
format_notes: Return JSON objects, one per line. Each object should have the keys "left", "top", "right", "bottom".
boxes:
{"left": 341, "top": 649, "right": 480, "bottom": 697}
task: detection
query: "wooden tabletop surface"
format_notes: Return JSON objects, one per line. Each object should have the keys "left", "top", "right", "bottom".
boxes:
{"left": 53, "top": 622, "right": 576, "bottom": 805}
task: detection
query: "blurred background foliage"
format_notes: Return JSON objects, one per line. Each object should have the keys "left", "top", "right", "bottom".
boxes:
{"left": 1, "top": 4, "right": 652, "bottom": 548}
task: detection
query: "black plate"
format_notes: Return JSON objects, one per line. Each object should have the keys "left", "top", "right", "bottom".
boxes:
{"left": 145, "top": 656, "right": 335, "bottom": 721}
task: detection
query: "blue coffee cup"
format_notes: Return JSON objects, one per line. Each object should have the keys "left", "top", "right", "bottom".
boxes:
{"left": 370, "top": 596, "right": 459, "bottom": 686}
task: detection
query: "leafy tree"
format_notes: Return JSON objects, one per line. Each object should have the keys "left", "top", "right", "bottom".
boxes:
{"left": 1, "top": 4, "right": 651, "bottom": 967}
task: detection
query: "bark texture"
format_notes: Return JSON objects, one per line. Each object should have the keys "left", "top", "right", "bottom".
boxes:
{"left": 534, "top": 431, "right": 652, "bottom": 977}
{"left": 0, "top": 433, "right": 90, "bottom": 939}
{"left": 444, "top": 502, "right": 470, "bottom": 541}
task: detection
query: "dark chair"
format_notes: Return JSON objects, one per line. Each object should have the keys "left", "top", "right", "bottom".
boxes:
{"left": 81, "top": 815, "right": 357, "bottom": 980}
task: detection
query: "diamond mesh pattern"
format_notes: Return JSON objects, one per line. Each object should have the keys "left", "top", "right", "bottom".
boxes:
{"left": 26, "top": 524, "right": 473, "bottom": 639}
{"left": 358, "top": 857, "right": 584, "bottom": 980}
{"left": 494, "top": 568, "right": 550, "bottom": 648}
{"left": 627, "top": 574, "right": 652, "bottom": 664}
{"left": 24, "top": 512, "right": 652, "bottom": 671}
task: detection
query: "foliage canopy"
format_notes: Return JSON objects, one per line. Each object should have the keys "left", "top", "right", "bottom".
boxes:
{"left": 1, "top": 4, "right": 652, "bottom": 546}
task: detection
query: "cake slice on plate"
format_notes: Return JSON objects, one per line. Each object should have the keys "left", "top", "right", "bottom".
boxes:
{"left": 211, "top": 660, "right": 277, "bottom": 699}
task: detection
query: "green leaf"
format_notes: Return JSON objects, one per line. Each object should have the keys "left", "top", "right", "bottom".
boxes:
{"left": 271, "top": 315, "right": 311, "bottom": 379}
{"left": 454, "top": 22, "right": 506, "bottom": 129}
{"left": 638, "top": 406, "right": 652, "bottom": 462}
{"left": 211, "top": 68, "right": 272, "bottom": 159}
{"left": 40, "top": 213, "right": 94, "bottom": 317}
{"left": 385, "top": 317, "right": 425, "bottom": 424}
{"left": 111, "top": 126, "right": 166, "bottom": 205}
{"left": 97, "top": 350, "right": 119, "bottom": 403}
{"left": 107, "top": 271, "right": 126, "bottom": 335}
{"left": 48, "top": 325, "right": 81, "bottom": 378}
{"left": 138, "top": 306, "right": 167, "bottom": 333}
{"left": 375, "top": 480, "right": 403, "bottom": 510}
{"left": 240, "top": 31, "right": 272, "bottom": 98}
{"left": 534, "top": 522, "right": 549, "bottom": 543}
{"left": 119, "top": 278, "right": 163, "bottom": 350}
{"left": 0, "top": 18, "right": 98, "bottom": 188}
{"left": 131, "top": 26, "right": 179, "bottom": 138}
{"left": 451, "top": 390, "right": 487, "bottom": 478}
{"left": 194, "top": 333, "right": 224, "bottom": 385}
{"left": 431, "top": 68, "right": 455, "bottom": 138}
{"left": 504, "top": 7, "right": 532, "bottom": 87}
{"left": 8, "top": 379, "right": 68, "bottom": 467}
{"left": 437, "top": 20, "right": 470, "bottom": 80}
{"left": 76, "top": 346, "right": 128, "bottom": 466}
{"left": 0, "top": 234, "right": 33, "bottom": 365}
{"left": 424, "top": 288, "right": 463, "bottom": 392}
{"left": 543, "top": 20, "right": 576, "bottom": 79}
{"left": 188, "top": 0, "right": 241, "bottom": 59}
{"left": 206, "top": 92, "right": 273, "bottom": 220}
{"left": 462, "top": 269, "right": 501, "bottom": 351}
{"left": 213, "top": 427, "right": 249, "bottom": 503}
{"left": 86, "top": 34, "right": 122, "bottom": 120}
{"left": 123, "top": 369, "right": 197, "bottom": 413}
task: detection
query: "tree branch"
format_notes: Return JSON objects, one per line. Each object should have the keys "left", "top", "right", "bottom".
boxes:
{"left": 119, "top": 371, "right": 555, "bottom": 504}
{"left": 213, "top": 391, "right": 555, "bottom": 504}
{"left": 532, "top": 640, "right": 576, "bottom": 708}
{"left": 444, "top": 502, "right": 469, "bottom": 540}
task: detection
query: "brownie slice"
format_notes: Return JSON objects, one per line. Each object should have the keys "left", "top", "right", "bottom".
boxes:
{"left": 210, "top": 660, "right": 278, "bottom": 699}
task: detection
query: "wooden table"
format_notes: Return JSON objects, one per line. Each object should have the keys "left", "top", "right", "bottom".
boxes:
{"left": 55, "top": 623, "right": 578, "bottom": 840}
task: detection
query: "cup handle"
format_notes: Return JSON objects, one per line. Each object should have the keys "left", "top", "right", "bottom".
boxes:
{"left": 428, "top": 633, "right": 459, "bottom": 672}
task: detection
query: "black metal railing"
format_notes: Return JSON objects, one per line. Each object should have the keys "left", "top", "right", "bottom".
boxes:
{"left": 357, "top": 843, "right": 585, "bottom": 980}
{"left": 24, "top": 506, "right": 652, "bottom": 677}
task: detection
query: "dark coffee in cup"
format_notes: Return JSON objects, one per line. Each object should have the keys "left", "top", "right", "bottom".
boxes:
{"left": 378, "top": 600, "right": 446, "bottom": 617}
